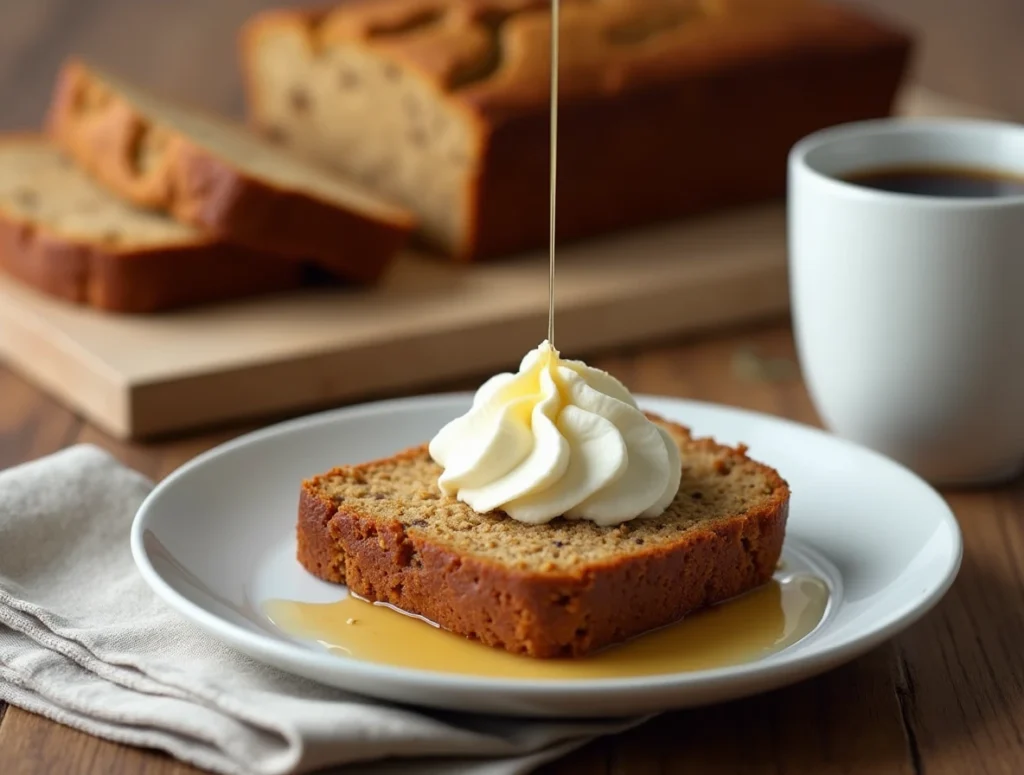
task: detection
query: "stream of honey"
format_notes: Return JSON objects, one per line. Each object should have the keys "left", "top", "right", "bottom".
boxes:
{"left": 548, "top": 0, "right": 560, "bottom": 344}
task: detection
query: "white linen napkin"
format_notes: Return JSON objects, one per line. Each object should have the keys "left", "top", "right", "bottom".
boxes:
{"left": 0, "top": 445, "right": 646, "bottom": 775}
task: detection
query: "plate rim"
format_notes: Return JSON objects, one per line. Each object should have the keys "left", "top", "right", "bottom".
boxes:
{"left": 131, "top": 392, "right": 963, "bottom": 696}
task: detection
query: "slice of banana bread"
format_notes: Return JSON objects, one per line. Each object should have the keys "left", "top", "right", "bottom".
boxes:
{"left": 0, "top": 136, "right": 305, "bottom": 313}
{"left": 298, "top": 415, "right": 790, "bottom": 658}
{"left": 46, "top": 59, "right": 416, "bottom": 284}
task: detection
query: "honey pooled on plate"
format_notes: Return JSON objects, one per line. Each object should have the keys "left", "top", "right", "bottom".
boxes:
{"left": 264, "top": 573, "right": 828, "bottom": 679}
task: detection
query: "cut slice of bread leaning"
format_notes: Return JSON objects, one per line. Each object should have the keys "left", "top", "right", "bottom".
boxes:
{"left": 298, "top": 414, "right": 790, "bottom": 659}
{"left": 0, "top": 137, "right": 305, "bottom": 313}
{"left": 46, "top": 59, "right": 416, "bottom": 284}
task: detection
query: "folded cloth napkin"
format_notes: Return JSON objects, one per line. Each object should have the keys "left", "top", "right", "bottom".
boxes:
{"left": 0, "top": 446, "right": 647, "bottom": 775}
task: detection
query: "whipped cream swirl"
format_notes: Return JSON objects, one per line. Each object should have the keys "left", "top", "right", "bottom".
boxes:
{"left": 428, "top": 341, "right": 681, "bottom": 526}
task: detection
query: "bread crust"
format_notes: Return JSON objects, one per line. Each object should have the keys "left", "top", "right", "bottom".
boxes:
{"left": 297, "top": 421, "right": 790, "bottom": 659}
{"left": 0, "top": 180, "right": 306, "bottom": 313}
{"left": 45, "top": 59, "right": 415, "bottom": 284}
{"left": 240, "top": 1, "right": 911, "bottom": 260}
{"left": 467, "top": 6, "right": 913, "bottom": 258}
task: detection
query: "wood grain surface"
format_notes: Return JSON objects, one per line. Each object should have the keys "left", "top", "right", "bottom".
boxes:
{"left": 1, "top": 1, "right": 1023, "bottom": 774}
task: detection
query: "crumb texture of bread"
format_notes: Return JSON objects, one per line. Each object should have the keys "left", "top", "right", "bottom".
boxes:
{"left": 46, "top": 60, "right": 416, "bottom": 283}
{"left": 0, "top": 136, "right": 305, "bottom": 313}
{"left": 297, "top": 415, "right": 790, "bottom": 658}
{"left": 241, "top": 0, "right": 911, "bottom": 259}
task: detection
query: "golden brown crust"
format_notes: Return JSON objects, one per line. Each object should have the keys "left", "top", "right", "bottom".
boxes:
{"left": 244, "top": 0, "right": 900, "bottom": 109}
{"left": 45, "top": 59, "right": 415, "bottom": 284}
{"left": 241, "top": 1, "right": 912, "bottom": 260}
{"left": 296, "top": 419, "right": 790, "bottom": 658}
{"left": 297, "top": 485, "right": 349, "bottom": 584}
{"left": 0, "top": 197, "right": 306, "bottom": 314}
{"left": 468, "top": 6, "right": 913, "bottom": 258}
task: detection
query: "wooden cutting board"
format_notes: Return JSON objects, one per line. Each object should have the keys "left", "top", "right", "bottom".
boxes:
{"left": 0, "top": 88, "right": 1004, "bottom": 439}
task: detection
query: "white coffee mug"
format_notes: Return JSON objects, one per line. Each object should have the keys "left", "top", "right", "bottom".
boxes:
{"left": 788, "top": 118, "right": 1024, "bottom": 484}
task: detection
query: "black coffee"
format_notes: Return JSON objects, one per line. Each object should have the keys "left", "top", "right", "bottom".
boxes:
{"left": 844, "top": 165, "right": 1024, "bottom": 198}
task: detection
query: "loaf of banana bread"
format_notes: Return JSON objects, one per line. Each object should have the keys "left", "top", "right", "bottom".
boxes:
{"left": 242, "top": 0, "right": 912, "bottom": 260}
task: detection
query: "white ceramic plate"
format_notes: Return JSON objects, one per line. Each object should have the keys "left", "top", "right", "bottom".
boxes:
{"left": 131, "top": 394, "right": 962, "bottom": 718}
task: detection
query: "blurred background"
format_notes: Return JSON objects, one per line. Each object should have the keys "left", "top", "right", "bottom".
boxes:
{"left": 0, "top": 0, "right": 1021, "bottom": 441}
{"left": 0, "top": 0, "right": 1021, "bottom": 129}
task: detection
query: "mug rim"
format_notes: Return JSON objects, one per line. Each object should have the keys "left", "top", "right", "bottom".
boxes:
{"left": 789, "top": 117, "right": 1024, "bottom": 209}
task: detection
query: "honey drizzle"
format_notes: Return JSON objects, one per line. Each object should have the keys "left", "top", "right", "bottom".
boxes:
{"left": 547, "top": 0, "right": 560, "bottom": 346}
{"left": 264, "top": 574, "right": 830, "bottom": 679}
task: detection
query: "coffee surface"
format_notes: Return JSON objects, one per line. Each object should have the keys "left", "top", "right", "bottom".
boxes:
{"left": 845, "top": 165, "right": 1024, "bottom": 198}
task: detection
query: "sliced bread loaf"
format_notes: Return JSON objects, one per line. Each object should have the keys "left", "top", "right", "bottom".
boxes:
{"left": 298, "top": 415, "right": 790, "bottom": 658}
{"left": 0, "top": 137, "right": 305, "bottom": 313}
{"left": 241, "top": 0, "right": 909, "bottom": 260}
{"left": 46, "top": 59, "right": 416, "bottom": 283}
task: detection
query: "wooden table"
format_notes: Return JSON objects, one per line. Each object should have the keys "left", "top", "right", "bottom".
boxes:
{"left": 3, "top": 323, "right": 1023, "bottom": 774}
{"left": 2, "top": 1, "right": 1024, "bottom": 773}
